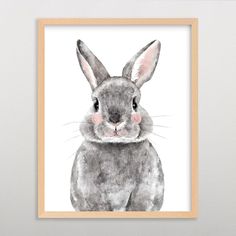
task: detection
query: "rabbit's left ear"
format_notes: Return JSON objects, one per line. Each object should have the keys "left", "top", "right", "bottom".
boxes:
{"left": 122, "top": 40, "right": 161, "bottom": 88}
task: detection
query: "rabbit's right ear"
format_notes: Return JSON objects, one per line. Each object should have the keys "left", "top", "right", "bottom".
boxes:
{"left": 76, "top": 40, "right": 110, "bottom": 90}
{"left": 122, "top": 40, "right": 161, "bottom": 88}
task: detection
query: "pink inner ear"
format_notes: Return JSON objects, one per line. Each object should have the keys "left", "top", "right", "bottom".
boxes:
{"left": 138, "top": 49, "right": 155, "bottom": 77}
{"left": 132, "top": 41, "right": 159, "bottom": 86}
{"left": 79, "top": 53, "right": 97, "bottom": 89}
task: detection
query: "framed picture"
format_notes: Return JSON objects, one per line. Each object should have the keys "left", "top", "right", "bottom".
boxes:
{"left": 38, "top": 18, "right": 198, "bottom": 218}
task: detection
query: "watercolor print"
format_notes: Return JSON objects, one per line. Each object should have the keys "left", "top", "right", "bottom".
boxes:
{"left": 42, "top": 22, "right": 195, "bottom": 216}
{"left": 70, "top": 40, "right": 164, "bottom": 211}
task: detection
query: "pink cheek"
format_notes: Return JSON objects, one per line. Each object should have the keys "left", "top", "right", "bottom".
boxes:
{"left": 131, "top": 113, "right": 142, "bottom": 124}
{"left": 91, "top": 114, "right": 103, "bottom": 125}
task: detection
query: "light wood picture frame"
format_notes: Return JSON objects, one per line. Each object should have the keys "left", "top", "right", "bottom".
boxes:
{"left": 38, "top": 18, "right": 198, "bottom": 218}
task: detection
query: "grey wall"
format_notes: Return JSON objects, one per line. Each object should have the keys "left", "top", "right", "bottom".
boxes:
{"left": 0, "top": 0, "right": 236, "bottom": 235}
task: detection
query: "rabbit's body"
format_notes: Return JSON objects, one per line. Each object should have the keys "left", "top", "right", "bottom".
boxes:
{"left": 71, "top": 140, "right": 164, "bottom": 211}
{"left": 70, "top": 40, "right": 164, "bottom": 211}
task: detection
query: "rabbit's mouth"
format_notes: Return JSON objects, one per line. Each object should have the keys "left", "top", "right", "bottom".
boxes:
{"left": 113, "top": 129, "right": 118, "bottom": 136}
{"left": 93, "top": 120, "right": 141, "bottom": 143}
{"left": 105, "top": 121, "right": 126, "bottom": 131}
{"left": 106, "top": 129, "right": 128, "bottom": 138}
{"left": 104, "top": 121, "right": 128, "bottom": 138}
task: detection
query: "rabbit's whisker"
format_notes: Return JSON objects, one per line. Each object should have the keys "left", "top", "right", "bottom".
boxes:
{"left": 144, "top": 124, "right": 170, "bottom": 128}
{"left": 65, "top": 134, "right": 82, "bottom": 142}
{"left": 62, "top": 121, "right": 87, "bottom": 126}
{"left": 72, "top": 129, "right": 81, "bottom": 133}
{"left": 148, "top": 131, "right": 167, "bottom": 139}
{"left": 148, "top": 115, "right": 172, "bottom": 118}
{"left": 67, "top": 150, "right": 78, "bottom": 160}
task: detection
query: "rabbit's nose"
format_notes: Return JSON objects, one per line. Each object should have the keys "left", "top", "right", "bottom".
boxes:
{"left": 109, "top": 112, "right": 121, "bottom": 124}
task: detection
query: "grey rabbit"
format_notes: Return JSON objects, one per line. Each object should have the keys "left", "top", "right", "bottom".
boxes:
{"left": 70, "top": 39, "right": 164, "bottom": 211}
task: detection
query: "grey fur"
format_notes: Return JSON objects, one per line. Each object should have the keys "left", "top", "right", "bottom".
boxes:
{"left": 77, "top": 40, "right": 110, "bottom": 89}
{"left": 71, "top": 40, "right": 164, "bottom": 211}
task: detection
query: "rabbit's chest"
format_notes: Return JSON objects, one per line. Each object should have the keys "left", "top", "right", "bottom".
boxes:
{"left": 85, "top": 151, "right": 140, "bottom": 187}
{"left": 81, "top": 146, "right": 144, "bottom": 209}
{"left": 73, "top": 140, "right": 162, "bottom": 210}
{"left": 81, "top": 143, "right": 148, "bottom": 191}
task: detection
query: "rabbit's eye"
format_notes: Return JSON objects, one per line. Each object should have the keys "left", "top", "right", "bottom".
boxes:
{"left": 94, "top": 99, "right": 99, "bottom": 112}
{"left": 132, "top": 97, "right": 138, "bottom": 111}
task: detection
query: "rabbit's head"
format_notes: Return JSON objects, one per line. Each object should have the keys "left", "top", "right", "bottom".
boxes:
{"left": 76, "top": 40, "right": 161, "bottom": 143}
